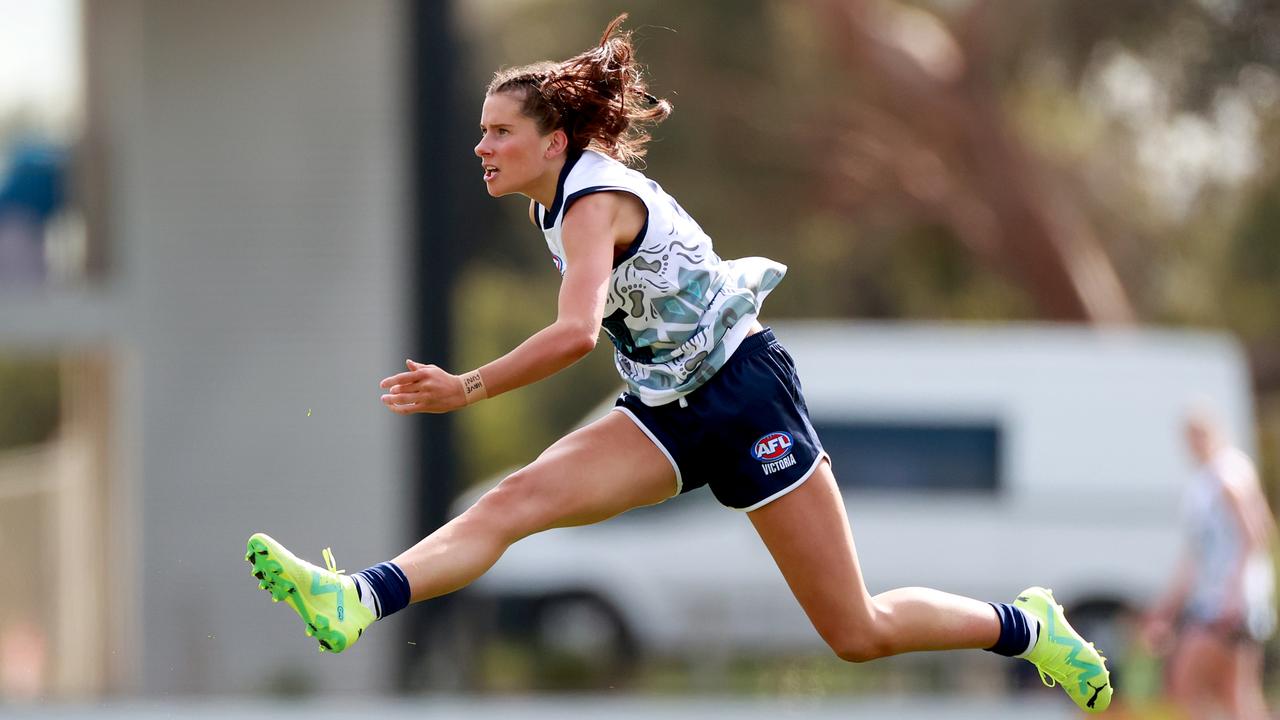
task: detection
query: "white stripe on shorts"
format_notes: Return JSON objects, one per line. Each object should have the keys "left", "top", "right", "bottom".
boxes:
{"left": 738, "top": 451, "right": 830, "bottom": 513}
{"left": 612, "top": 406, "right": 683, "bottom": 497}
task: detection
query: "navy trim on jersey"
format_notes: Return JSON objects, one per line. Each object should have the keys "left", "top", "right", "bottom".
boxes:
{"left": 563, "top": 185, "right": 651, "bottom": 270}
{"left": 540, "top": 148, "right": 584, "bottom": 230}
{"left": 563, "top": 185, "right": 615, "bottom": 215}
{"left": 615, "top": 214, "right": 648, "bottom": 268}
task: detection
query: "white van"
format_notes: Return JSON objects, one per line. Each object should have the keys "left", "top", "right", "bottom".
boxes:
{"left": 458, "top": 321, "right": 1256, "bottom": 680}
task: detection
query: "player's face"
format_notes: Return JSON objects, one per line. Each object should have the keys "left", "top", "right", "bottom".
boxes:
{"left": 475, "top": 92, "right": 554, "bottom": 198}
{"left": 1185, "top": 420, "right": 1215, "bottom": 463}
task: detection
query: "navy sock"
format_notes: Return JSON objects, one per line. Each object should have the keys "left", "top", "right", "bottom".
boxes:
{"left": 985, "top": 602, "right": 1034, "bottom": 657}
{"left": 352, "top": 562, "right": 411, "bottom": 620}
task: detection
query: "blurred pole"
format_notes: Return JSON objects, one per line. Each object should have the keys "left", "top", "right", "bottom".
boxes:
{"left": 405, "top": 0, "right": 460, "bottom": 690}
{"left": 53, "top": 352, "right": 112, "bottom": 697}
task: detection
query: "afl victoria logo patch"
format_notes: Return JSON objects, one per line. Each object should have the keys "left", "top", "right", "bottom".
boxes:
{"left": 752, "top": 431, "right": 794, "bottom": 462}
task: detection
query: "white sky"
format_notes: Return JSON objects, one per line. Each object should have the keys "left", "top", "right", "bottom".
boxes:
{"left": 0, "top": 0, "right": 81, "bottom": 128}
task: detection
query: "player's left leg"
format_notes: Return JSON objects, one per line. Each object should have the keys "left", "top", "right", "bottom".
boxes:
{"left": 748, "top": 458, "right": 1112, "bottom": 712}
{"left": 1166, "top": 627, "right": 1224, "bottom": 718}
{"left": 747, "top": 459, "right": 998, "bottom": 657}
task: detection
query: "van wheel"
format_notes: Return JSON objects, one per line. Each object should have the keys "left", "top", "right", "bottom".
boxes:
{"left": 531, "top": 592, "right": 637, "bottom": 689}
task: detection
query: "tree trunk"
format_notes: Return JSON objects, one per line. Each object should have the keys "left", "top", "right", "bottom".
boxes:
{"left": 810, "top": 0, "right": 1135, "bottom": 324}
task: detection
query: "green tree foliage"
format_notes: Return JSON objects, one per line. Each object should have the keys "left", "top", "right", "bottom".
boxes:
{"left": 454, "top": 0, "right": 1280, "bottom": 482}
{"left": 0, "top": 357, "right": 60, "bottom": 450}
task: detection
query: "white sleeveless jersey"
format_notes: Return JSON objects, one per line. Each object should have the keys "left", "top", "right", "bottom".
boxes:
{"left": 536, "top": 149, "right": 786, "bottom": 407}
{"left": 1182, "top": 447, "right": 1276, "bottom": 638}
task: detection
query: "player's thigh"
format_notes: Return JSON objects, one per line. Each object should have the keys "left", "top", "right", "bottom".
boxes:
{"left": 1200, "top": 631, "right": 1242, "bottom": 704}
{"left": 1168, "top": 628, "right": 1228, "bottom": 701}
{"left": 1222, "top": 640, "right": 1264, "bottom": 700}
{"left": 500, "top": 408, "right": 678, "bottom": 533}
{"left": 746, "top": 459, "right": 875, "bottom": 640}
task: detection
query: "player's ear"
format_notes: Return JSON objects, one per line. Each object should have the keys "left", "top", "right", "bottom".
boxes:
{"left": 545, "top": 128, "right": 569, "bottom": 159}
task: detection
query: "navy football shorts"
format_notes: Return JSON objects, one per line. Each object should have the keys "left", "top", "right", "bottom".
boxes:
{"left": 613, "top": 327, "right": 829, "bottom": 511}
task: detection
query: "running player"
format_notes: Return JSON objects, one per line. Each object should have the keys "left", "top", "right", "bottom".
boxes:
{"left": 246, "top": 14, "right": 1111, "bottom": 713}
{"left": 1142, "top": 409, "right": 1275, "bottom": 719}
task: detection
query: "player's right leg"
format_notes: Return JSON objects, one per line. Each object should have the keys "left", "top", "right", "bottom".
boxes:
{"left": 392, "top": 409, "right": 677, "bottom": 602}
{"left": 247, "top": 409, "right": 677, "bottom": 652}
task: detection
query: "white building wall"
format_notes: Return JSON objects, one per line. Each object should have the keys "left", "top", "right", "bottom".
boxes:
{"left": 89, "top": 0, "right": 410, "bottom": 693}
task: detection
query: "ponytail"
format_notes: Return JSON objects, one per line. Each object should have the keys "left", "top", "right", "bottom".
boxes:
{"left": 487, "top": 14, "right": 672, "bottom": 165}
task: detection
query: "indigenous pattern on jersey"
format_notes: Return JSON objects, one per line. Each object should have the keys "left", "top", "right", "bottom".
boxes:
{"left": 537, "top": 149, "right": 786, "bottom": 406}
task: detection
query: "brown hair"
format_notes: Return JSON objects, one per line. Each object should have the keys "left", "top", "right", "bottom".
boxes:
{"left": 486, "top": 14, "right": 672, "bottom": 166}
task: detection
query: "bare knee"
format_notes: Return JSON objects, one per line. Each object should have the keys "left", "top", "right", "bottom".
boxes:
{"left": 467, "top": 467, "right": 552, "bottom": 540}
{"left": 832, "top": 636, "right": 892, "bottom": 663}
{"left": 832, "top": 636, "right": 889, "bottom": 664}
{"left": 826, "top": 609, "right": 893, "bottom": 664}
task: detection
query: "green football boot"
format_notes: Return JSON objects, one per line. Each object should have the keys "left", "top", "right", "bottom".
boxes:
{"left": 1015, "top": 586, "right": 1112, "bottom": 713}
{"left": 245, "top": 532, "right": 374, "bottom": 653}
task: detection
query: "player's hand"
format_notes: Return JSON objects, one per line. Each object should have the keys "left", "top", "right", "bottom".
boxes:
{"left": 379, "top": 359, "right": 465, "bottom": 414}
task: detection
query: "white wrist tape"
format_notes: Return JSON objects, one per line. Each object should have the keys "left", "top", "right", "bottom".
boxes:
{"left": 461, "top": 369, "right": 488, "bottom": 404}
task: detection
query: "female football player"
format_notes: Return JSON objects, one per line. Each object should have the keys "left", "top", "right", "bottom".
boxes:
{"left": 247, "top": 15, "right": 1110, "bottom": 712}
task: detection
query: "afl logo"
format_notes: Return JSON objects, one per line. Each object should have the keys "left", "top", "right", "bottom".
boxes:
{"left": 752, "top": 431, "right": 794, "bottom": 462}
{"left": 551, "top": 254, "right": 564, "bottom": 274}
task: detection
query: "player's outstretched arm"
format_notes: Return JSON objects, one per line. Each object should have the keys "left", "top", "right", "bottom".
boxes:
{"left": 379, "top": 192, "right": 628, "bottom": 415}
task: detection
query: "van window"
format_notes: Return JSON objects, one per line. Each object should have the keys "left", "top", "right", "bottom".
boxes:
{"left": 813, "top": 421, "right": 1001, "bottom": 492}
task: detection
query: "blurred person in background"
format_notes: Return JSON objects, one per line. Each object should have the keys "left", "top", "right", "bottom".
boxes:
{"left": 1143, "top": 408, "right": 1276, "bottom": 719}
{"left": 245, "top": 14, "right": 1112, "bottom": 713}
{"left": 0, "top": 139, "right": 66, "bottom": 285}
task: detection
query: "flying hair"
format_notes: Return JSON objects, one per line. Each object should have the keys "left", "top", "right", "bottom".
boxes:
{"left": 486, "top": 14, "right": 673, "bottom": 166}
